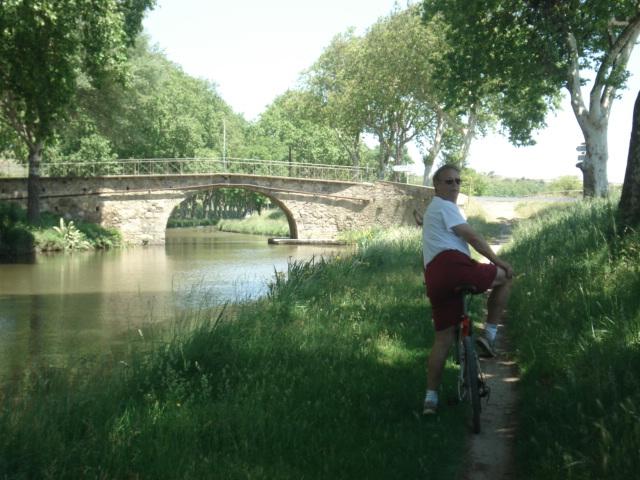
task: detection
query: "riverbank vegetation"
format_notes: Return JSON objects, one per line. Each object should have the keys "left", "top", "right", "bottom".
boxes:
{"left": 217, "top": 209, "right": 290, "bottom": 237}
{"left": 460, "top": 170, "right": 584, "bottom": 197}
{"left": 0, "top": 227, "right": 470, "bottom": 479}
{"left": 507, "top": 199, "right": 640, "bottom": 479}
{"left": 2, "top": 198, "right": 638, "bottom": 478}
{"left": 0, "top": 202, "right": 121, "bottom": 257}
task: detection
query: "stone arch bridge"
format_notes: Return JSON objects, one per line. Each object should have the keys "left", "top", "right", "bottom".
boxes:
{"left": 0, "top": 172, "right": 433, "bottom": 245}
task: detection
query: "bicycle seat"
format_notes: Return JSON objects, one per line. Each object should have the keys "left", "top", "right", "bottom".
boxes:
{"left": 454, "top": 284, "right": 478, "bottom": 295}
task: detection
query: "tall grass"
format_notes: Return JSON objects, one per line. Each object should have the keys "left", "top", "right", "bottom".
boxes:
{"left": 217, "top": 209, "right": 290, "bottom": 237}
{"left": 506, "top": 199, "right": 640, "bottom": 479}
{"left": 0, "top": 226, "right": 469, "bottom": 479}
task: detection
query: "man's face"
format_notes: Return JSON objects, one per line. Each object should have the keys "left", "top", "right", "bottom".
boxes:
{"left": 434, "top": 168, "right": 461, "bottom": 202}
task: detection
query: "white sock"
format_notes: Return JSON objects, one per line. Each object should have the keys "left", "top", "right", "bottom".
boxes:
{"left": 485, "top": 323, "right": 498, "bottom": 342}
{"left": 425, "top": 390, "right": 438, "bottom": 404}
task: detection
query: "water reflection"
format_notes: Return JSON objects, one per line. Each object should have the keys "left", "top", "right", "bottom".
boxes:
{"left": 0, "top": 229, "right": 346, "bottom": 380}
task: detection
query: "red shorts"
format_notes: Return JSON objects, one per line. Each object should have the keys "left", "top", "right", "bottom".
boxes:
{"left": 424, "top": 250, "right": 497, "bottom": 331}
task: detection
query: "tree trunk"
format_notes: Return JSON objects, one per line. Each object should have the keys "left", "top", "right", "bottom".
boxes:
{"left": 618, "top": 90, "right": 640, "bottom": 229}
{"left": 351, "top": 132, "right": 361, "bottom": 169}
{"left": 576, "top": 125, "right": 609, "bottom": 197}
{"left": 394, "top": 139, "right": 404, "bottom": 183}
{"left": 377, "top": 134, "right": 388, "bottom": 180}
{"left": 459, "top": 107, "right": 477, "bottom": 165}
{"left": 422, "top": 155, "right": 435, "bottom": 187}
{"left": 351, "top": 133, "right": 361, "bottom": 180}
{"left": 565, "top": 31, "right": 611, "bottom": 198}
{"left": 27, "top": 143, "right": 43, "bottom": 223}
{"left": 422, "top": 109, "right": 447, "bottom": 186}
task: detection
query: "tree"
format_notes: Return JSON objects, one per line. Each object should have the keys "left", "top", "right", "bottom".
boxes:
{"left": 53, "top": 36, "right": 239, "bottom": 160}
{"left": 619, "top": 90, "right": 640, "bottom": 229}
{"left": 0, "top": 0, "right": 155, "bottom": 221}
{"left": 422, "top": 0, "right": 640, "bottom": 197}
{"left": 302, "top": 31, "right": 370, "bottom": 169}
{"left": 356, "top": 6, "right": 452, "bottom": 181}
{"left": 254, "top": 90, "right": 348, "bottom": 166}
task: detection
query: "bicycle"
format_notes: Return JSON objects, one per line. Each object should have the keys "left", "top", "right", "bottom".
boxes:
{"left": 453, "top": 285, "right": 490, "bottom": 434}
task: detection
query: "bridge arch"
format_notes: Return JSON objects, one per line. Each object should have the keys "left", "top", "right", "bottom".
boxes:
{"left": 167, "top": 185, "right": 299, "bottom": 239}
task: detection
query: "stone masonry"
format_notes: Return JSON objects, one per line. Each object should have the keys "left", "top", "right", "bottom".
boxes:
{"left": 0, "top": 174, "right": 434, "bottom": 245}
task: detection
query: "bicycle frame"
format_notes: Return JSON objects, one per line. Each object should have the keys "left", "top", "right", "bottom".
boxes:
{"left": 454, "top": 289, "right": 488, "bottom": 434}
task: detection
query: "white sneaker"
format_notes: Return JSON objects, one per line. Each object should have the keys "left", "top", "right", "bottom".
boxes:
{"left": 423, "top": 400, "right": 438, "bottom": 415}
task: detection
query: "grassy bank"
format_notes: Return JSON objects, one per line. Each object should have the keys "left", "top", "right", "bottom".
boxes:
{"left": 0, "top": 227, "right": 470, "bottom": 479}
{"left": 217, "top": 209, "right": 290, "bottom": 237}
{"left": 0, "top": 202, "right": 121, "bottom": 256}
{"left": 506, "top": 199, "right": 640, "bottom": 479}
{"left": 168, "top": 209, "right": 289, "bottom": 236}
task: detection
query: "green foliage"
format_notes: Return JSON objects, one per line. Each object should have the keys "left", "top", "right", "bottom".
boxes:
{"left": 0, "top": 202, "right": 121, "bottom": 253}
{"left": 251, "top": 89, "right": 351, "bottom": 164}
{"left": 303, "top": 5, "right": 469, "bottom": 178}
{"left": 32, "top": 228, "right": 66, "bottom": 252}
{"left": 52, "top": 218, "right": 91, "bottom": 250}
{"left": 546, "top": 176, "right": 583, "bottom": 195}
{"left": 506, "top": 199, "right": 640, "bottom": 479}
{"left": 460, "top": 169, "right": 545, "bottom": 197}
{"left": 421, "top": 0, "right": 639, "bottom": 196}
{"left": 0, "top": 227, "right": 468, "bottom": 479}
{"left": 75, "top": 222, "right": 122, "bottom": 249}
{"left": 216, "top": 209, "right": 290, "bottom": 237}
{"left": 301, "top": 30, "right": 370, "bottom": 167}
{"left": 458, "top": 169, "right": 583, "bottom": 197}
{"left": 49, "top": 35, "right": 244, "bottom": 162}
{"left": 0, "top": 202, "right": 34, "bottom": 256}
{"left": 169, "top": 188, "right": 272, "bottom": 224}
{"left": 0, "top": 0, "right": 154, "bottom": 219}
{"left": 421, "top": 0, "right": 564, "bottom": 144}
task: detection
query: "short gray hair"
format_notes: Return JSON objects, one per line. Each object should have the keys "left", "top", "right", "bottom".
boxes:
{"left": 432, "top": 164, "right": 461, "bottom": 183}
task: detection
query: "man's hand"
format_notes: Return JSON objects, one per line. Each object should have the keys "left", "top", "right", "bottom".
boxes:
{"left": 495, "top": 259, "right": 514, "bottom": 279}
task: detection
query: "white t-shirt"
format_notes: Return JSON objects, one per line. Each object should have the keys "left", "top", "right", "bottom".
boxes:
{"left": 422, "top": 196, "right": 470, "bottom": 266}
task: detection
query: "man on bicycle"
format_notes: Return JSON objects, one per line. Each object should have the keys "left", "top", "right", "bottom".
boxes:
{"left": 421, "top": 164, "right": 513, "bottom": 415}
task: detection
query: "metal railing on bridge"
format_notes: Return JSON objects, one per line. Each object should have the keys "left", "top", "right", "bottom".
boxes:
{"left": 2, "top": 157, "right": 378, "bottom": 183}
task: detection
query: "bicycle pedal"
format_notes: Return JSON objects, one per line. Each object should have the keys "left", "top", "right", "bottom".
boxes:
{"left": 479, "top": 382, "right": 491, "bottom": 399}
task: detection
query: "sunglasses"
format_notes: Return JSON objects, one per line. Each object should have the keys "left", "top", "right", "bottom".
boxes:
{"left": 443, "top": 178, "right": 462, "bottom": 185}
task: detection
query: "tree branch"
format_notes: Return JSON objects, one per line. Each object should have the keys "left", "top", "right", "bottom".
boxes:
{"left": 592, "top": 11, "right": 640, "bottom": 113}
{"left": 565, "top": 32, "right": 588, "bottom": 126}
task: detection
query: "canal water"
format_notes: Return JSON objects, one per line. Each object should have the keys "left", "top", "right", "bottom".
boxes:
{"left": 0, "top": 228, "right": 346, "bottom": 381}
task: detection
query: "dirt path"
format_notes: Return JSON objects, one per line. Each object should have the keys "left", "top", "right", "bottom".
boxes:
{"left": 462, "top": 333, "right": 520, "bottom": 480}
{"left": 462, "top": 197, "right": 522, "bottom": 480}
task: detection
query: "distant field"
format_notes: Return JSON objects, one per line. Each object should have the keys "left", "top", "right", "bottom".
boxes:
{"left": 0, "top": 159, "right": 26, "bottom": 177}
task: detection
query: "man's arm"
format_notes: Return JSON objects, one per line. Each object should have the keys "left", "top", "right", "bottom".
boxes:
{"left": 452, "top": 223, "right": 514, "bottom": 277}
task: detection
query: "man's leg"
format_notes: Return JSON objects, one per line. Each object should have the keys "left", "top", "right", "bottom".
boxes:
{"left": 487, "top": 280, "right": 512, "bottom": 325}
{"left": 424, "top": 325, "right": 456, "bottom": 413}
{"left": 477, "top": 267, "right": 513, "bottom": 357}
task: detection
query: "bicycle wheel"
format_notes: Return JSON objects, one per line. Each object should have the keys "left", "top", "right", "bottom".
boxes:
{"left": 455, "top": 337, "right": 466, "bottom": 402}
{"left": 463, "top": 336, "right": 481, "bottom": 434}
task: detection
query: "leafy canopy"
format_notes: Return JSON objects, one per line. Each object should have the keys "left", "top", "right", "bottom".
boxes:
{"left": 0, "top": 0, "right": 155, "bottom": 149}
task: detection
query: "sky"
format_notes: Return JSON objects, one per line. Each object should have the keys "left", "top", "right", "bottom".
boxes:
{"left": 142, "top": 0, "right": 640, "bottom": 183}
